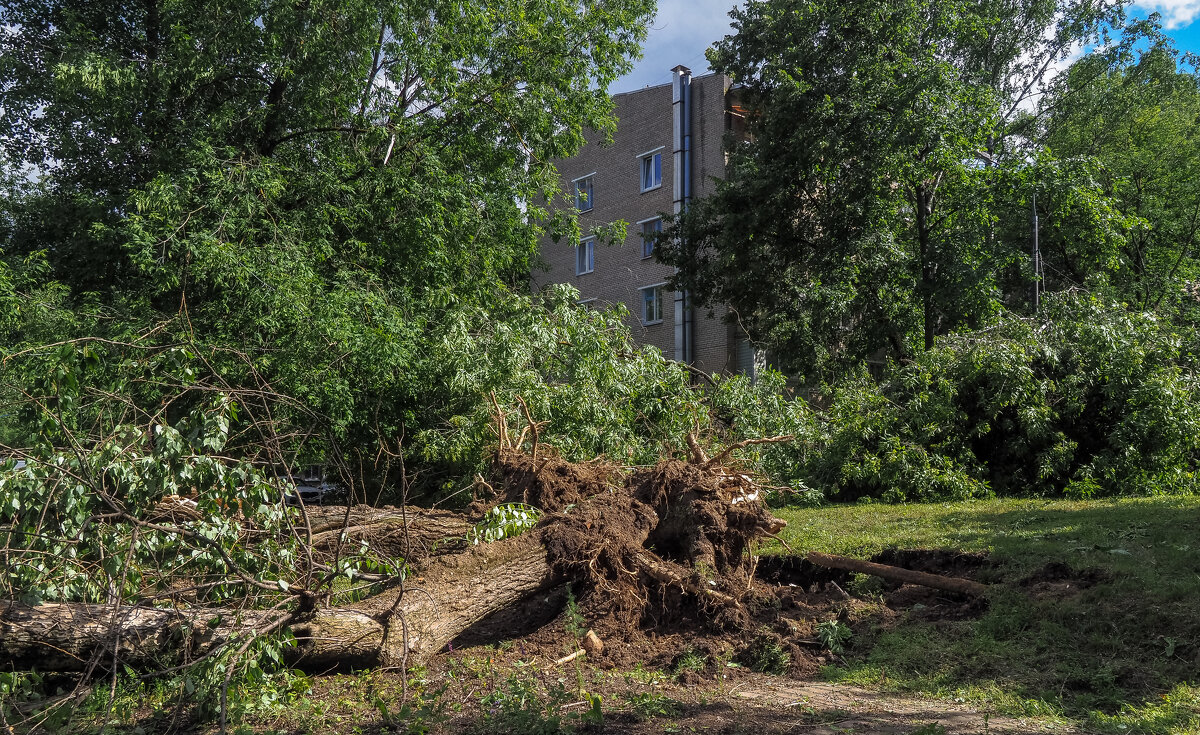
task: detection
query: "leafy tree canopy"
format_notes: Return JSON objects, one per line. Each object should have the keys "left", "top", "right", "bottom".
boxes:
{"left": 659, "top": 0, "right": 1158, "bottom": 378}
{"left": 1039, "top": 44, "right": 1200, "bottom": 313}
{"left": 0, "top": 0, "right": 655, "bottom": 473}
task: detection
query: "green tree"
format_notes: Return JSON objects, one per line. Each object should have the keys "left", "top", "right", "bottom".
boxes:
{"left": 659, "top": 0, "right": 1136, "bottom": 377}
{"left": 1040, "top": 44, "right": 1200, "bottom": 310}
{"left": 0, "top": 0, "right": 654, "bottom": 471}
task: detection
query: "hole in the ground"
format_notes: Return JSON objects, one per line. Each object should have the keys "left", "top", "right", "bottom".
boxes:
{"left": 869, "top": 548, "right": 991, "bottom": 577}
{"left": 755, "top": 555, "right": 852, "bottom": 589}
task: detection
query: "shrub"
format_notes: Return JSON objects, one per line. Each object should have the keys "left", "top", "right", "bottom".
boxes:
{"left": 798, "top": 294, "right": 1200, "bottom": 501}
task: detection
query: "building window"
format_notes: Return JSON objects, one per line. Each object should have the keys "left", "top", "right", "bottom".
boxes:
{"left": 640, "top": 283, "right": 664, "bottom": 325}
{"left": 639, "top": 151, "right": 662, "bottom": 192}
{"left": 639, "top": 217, "right": 662, "bottom": 259}
{"left": 576, "top": 238, "right": 594, "bottom": 275}
{"left": 573, "top": 174, "right": 594, "bottom": 211}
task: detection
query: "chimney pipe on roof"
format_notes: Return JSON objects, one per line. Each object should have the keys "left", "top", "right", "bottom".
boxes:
{"left": 672, "top": 65, "right": 694, "bottom": 366}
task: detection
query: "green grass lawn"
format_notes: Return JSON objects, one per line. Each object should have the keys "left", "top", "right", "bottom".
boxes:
{"left": 766, "top": 496, "right": 1200, "bottom": 734}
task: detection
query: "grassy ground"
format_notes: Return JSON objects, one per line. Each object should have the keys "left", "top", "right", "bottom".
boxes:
{"left": 767, "top": 495, "right": 1200, "bottom": 734}
{"left": 12, "top": 497, "right": 1199, "bottom": 734}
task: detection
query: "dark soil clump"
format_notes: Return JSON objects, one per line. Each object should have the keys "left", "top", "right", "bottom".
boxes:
{"left": 1019, "top": 560, "right": 1111, "bottom": 599}
{"left": 486, "top": 450, "right": 788, "bottom": 647}
{"left": 870, "top": 548, "right": 992, "bottom": 578}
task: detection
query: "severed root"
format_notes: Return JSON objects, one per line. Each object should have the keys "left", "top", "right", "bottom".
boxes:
{"left": 630, "top": 551, "right": 739, "bottom": 607}
{"left": 555, "top": 649, "right": 585, "bottom": 665}
{"left": 806, "top": 552, "right": 989, "bottom": 597}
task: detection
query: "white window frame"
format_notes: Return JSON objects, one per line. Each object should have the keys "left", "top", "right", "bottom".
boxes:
{"left": 638, "top": 216, "right": 662, "bottom": 259}
{"left": 640, "top": 282, "right": 666, "bottom": 325}
{"left": 572, "top": 172, "right": 596, "bottom": 212}
{"left": 575, "top": 237, "right": 595, "bottom": 275}
{"left": 637, "top": 148, "right": 664, "bottom": 192}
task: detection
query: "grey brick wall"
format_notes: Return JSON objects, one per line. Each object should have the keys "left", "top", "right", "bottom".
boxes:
{"left": 533, "top": 72, "right": 750, "bottom": 376}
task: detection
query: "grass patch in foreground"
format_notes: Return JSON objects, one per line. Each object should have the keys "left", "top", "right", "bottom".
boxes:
{"left": 767, "top": 496, "right": 1200, "bottom": 734}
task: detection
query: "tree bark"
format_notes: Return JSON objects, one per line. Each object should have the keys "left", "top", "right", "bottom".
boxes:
{"left": 806, "top": 552, "right": 989, "bottom": 597}
{"left": 0, "top": 535, "right": 558, "bottom": 673}
{"left": 303, "top": 505, "right": 473, "bottom": 559}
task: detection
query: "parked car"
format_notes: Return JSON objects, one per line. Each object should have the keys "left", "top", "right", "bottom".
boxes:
{"left": 282, "top": 466, "right": 341, "bottom": 506}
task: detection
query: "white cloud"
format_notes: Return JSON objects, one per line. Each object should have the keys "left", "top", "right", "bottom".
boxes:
{"left": 1132, "top": 1, "right": 1200, "bottom": 29}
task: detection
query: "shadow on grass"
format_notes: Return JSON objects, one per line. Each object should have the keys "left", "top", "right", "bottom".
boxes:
{"left": 778, "top": 496, "right": 1200, "bottom": 731}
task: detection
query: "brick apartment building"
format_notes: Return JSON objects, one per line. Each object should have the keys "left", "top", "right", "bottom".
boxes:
{"left": 533, "top": 66, "right": 761, "bottom": 377}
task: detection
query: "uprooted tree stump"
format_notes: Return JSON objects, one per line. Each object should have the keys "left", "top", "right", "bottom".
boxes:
{"left": 1, "top": 437, "right": 789, "bottom": 675}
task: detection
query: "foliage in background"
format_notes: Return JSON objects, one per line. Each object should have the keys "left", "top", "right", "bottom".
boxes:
{"left": 0, "top": 0, "right": 654, "bottom": 488}
{"left": 414, "top": 286, "right": 704, "bottom": 488}
{"left": 403, "top": 288, "right": 1199, "bottom": 504}
{"left": 1040, "top": 43, "right": 1200, "bottom": 311}
{"left": 652, "top": 0, "right": 1176, "bottom": 379}
{"left": 790, "top": 294, "right": 1200, "bottom": 501}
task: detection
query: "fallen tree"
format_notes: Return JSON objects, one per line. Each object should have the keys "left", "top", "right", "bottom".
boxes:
{"left": 0, "top": 435, "right": 789, "bottom": 676}
{"left": 0, "top": 532, "right": 555, "bottom": 673}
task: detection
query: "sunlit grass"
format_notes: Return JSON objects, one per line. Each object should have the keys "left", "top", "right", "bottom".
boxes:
{"left": 766, "top": 496, "right": 1200, "bottom": 734}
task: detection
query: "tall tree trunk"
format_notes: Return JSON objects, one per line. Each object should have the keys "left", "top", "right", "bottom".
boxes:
{"left": 915, "top": 184, "right": 935, "bottom": 351}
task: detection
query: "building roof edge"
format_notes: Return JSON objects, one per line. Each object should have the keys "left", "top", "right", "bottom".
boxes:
{"left": 611, "top": 70, "right": 724, "bottom": 99}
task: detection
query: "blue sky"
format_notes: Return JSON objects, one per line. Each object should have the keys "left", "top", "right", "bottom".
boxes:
{"left": 612, "top": 0, "right": 1200, "bottom": 93}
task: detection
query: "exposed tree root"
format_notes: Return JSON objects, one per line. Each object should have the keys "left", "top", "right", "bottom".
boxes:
{"left": 806, "top": 552, "right": 990, "bottom": 597}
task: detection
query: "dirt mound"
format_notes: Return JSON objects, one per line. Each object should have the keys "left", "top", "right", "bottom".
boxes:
{"left": 489, "top": 450, "right": 621, "bottom": 512}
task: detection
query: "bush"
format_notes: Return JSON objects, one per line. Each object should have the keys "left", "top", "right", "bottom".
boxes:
{"left": 796, "top": 294, "right": 1200, "bottom": 501}
{"left": 413, "top": 285, "right": 705, "bottom": 487}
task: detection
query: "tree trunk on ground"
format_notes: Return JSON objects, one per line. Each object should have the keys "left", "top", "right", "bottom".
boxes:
{"left": 302, "top": 505, "right": 473, "bottom": 559}
{"left": 0, "top": 535, "right": 558, "bottom": 673}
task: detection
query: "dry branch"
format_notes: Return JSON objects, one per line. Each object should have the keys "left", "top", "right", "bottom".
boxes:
{"left": 704, "top": 434, "right": 794, "bottom": 469}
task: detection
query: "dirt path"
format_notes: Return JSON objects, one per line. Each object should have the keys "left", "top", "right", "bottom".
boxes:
{"left": 599, "top": 674, "right": 1089, "bottom": 734}
{"left": 730, "top": 677, "right": 1083, "bottom": 734}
